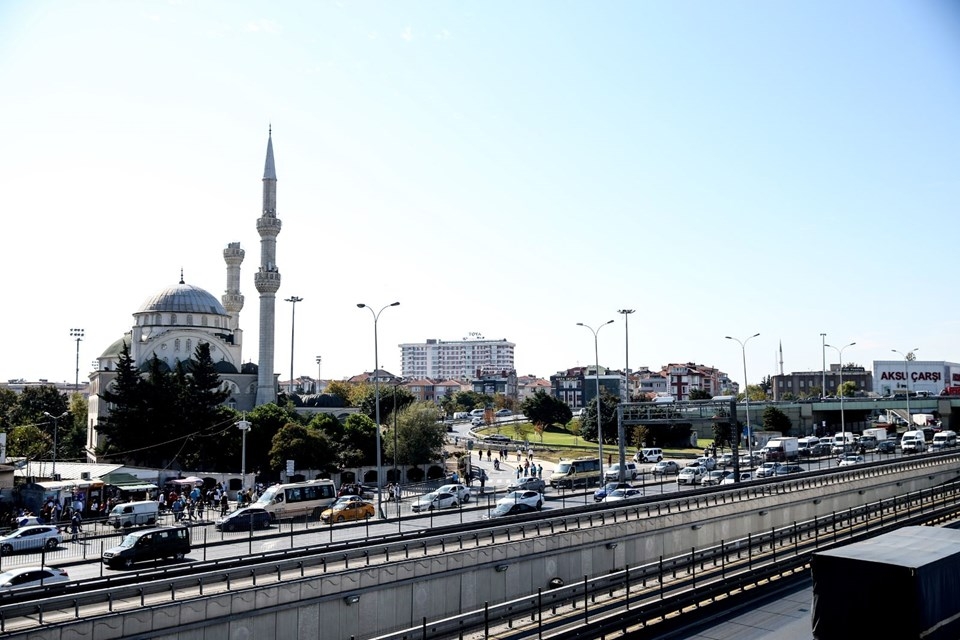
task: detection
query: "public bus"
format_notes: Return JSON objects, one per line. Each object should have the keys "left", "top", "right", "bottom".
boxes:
{"left": 252, "top": 479, "right": 337, "bottom": 521}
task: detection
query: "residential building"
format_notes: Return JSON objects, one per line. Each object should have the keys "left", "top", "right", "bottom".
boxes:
{"left": 399, "top": 337, "right": 515, "bottom": 381}
{"left": 660, "top": 363, "right": 730, "bottom": 401}
{"left": 550, "top": 366, "right": 627, "bottom": 409}
{"left": 472, "top": 369, "right": 518, "bottom": 401}
{"left": 772, "top": 365, "right": 873, "bottom": 400}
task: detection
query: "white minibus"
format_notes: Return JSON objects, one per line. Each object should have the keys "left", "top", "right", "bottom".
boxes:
{"left": 253, "top": 479, "right": 337, "bottom": 521}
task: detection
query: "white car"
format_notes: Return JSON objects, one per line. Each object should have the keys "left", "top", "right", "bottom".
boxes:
{"left": 0, "top": 526, "right": 62, "bottom": 555}
{"left": 720, "top": 471, "right": 753, "bottom": 485}
{"left": 755, "top": 462, "right": 781, "bottom": 478}
{"left": 497, "top": 490, "right": 543, "bottom": 510}
{"left": 677, "top": 466, "right": 704, "bottom": 485}
{"left": 0, "top": 566, "right": 69, "bottom": 590}
{"left": 603, "top": 488, "right": 643, "bottom": 502}
{"left": 411, "top": 491, "right": 460, "bottom": 513}
{"left": 838, "top": 454, "right": 864, "bottom": 467}
{"left": 699, "top": 470, "right": 726, "bottom": 486}
{"left": 437, "top": 483, "right": 472, "bottom": 503}
{"left": 695, "top": 456, "right": 717, "bottom": 471}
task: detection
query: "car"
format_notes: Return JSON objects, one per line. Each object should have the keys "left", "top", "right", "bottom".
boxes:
{"left": 838, "top": 454, "right": 865, "bottom": 467}
{"left": 720, "top": 471, "right": 753, "bottom": 485}
{"left": 809, "top": 442, "right": 833, "bottom": 457}
{"left": 411, "top": 491, "right": 460, "bottom": 513}
{"left": 738, "top": 453, "right": 763, "bottom": 467}
{"left": 0, "top": 525, "right": 62, "bottom": 555}
{"left": 677, "top": 466, "right": 704, "bottom": 485}
{"left": 594, "top": 481, "right": 632, "bottom": 502}
{"left": 485, "top": 434, "right": 511, "bottom": 443}
{"left": 694, "top": 456, "right": 717, "bottom": 471}
{"left": 717, "top": 453, "right": 735, "bottom": 467}
{"left": 603, "top": 462, "right": 639, "bottom": 482}
{"left": 877, "top": 440, "right": 897, "bottom": 454}
{"left": 489, "top": 502, "right": 538, "bottom": 518}
{"left": 437, "top": 483, "right": 472, "bottom": 503}
{"left": 320, "top": 500, "right": 375, "bottom": 523}
{"left": 634, "top": 448, "right": 663, "bottom": 463}
{"left": 651, "top": 460, "right": 680, "bottom": 475}
{"left": 755, "top": 462, "right": 781, "bottom": 478}
{"left": 469, "top": 409, "right": 485, "bottom": 417}
{"left": 470, "top": 468, "right": 489, "bottom": 482}
{"left": 497, "top": 490, "right": 543, "bottom": 510}
{"left": 509, "top": 476, "right": 546, "bottom": 493}
{"left": 774, "top": 464, "right": 804, "bottom": 476}
{"left": 471, "top": 417, "right": 484, "bottom": 426}
{"left": 0, "top": 566, "right": 69, "bottom": 591}
{"left": 102, "top": 526, "right": 190, "bottom": 569}
{"left": 495, "top": 409, "right": 512, "bottom": 417}
{"left": 603, "top": 488, "right": 643, "bottom": 502}
{"left": 700, "top": 470, "right": 726, "bottom": 486}
{"left": 215, "top": 506, "right": 272, "bottom": 532}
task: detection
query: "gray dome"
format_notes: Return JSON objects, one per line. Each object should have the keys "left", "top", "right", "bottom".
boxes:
{"left": 137, "top": 283, "right": 227, "bottom": 316}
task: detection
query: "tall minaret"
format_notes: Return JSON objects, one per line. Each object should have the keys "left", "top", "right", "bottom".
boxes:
{"left": 254, "top": 128, "right": 282, "bottom": 405}
{"left": 222, "top": 242, "right": 245, "bottom": 333}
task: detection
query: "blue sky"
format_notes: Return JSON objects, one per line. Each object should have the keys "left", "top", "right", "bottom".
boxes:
{"left": 2, "top": 1, "right": 959, "bottom": 388}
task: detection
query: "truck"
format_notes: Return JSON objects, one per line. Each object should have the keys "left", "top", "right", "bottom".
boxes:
{"left": 762, "top": 436, "right": 798, "bottom": 462}
{"left": 812, "top": 526, "right": 960, "bottom": 639}
{"left": 862, "top": 427, "right": 888, "bottom": 442}
{"left": 913, "top": 413, "right": 936, "bottom": 427}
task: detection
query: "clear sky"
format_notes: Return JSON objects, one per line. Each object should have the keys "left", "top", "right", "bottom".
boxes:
{"left": 2, "top": 1, "right": 960, "bottom": 389}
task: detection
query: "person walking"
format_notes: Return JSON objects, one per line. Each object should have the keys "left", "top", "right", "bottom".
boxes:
{"left": 69, "top": 511, "right": 82, "bottom": 542}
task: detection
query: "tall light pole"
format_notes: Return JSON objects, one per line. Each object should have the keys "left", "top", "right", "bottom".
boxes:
{"left": 616, "top": 309, "right": 634, "bottom": 482}
{"left": 235, "top": 415, "right": 251, "bottom": 490}
{"left": 70, "top": 328, "right": 84, "bottom": 393}
{"left": 893, "top": 348, "right": 919, "bottom": 425}
{"left": 43, "top": 410, "right": 69, "bottom": 478}
{"left": 820, "top": 333, "right": 827, "bottom": 399}
{"left": 826, "top": 342, "right": 856, "bottom": 442}
{"left": 725, "top": 333, "right": 759, "bottom": 464}
{"left": 577, "top": 320, "right": 614, "bottom": 473}
{"left": 285, "top": 296, "right": 303, "bottom": 394}
{"left": 315, "top": 355, "right": 322, "bottom": 393}
{"left": 358, "top": 301, "right": 400, "bottom": 519}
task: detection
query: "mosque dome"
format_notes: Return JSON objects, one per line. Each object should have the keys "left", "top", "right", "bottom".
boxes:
{"left": 137, "top": 282, "right": 228, "bottom": 317}
{"left": 100, "top": 335, "right": 132, "bottom": 359}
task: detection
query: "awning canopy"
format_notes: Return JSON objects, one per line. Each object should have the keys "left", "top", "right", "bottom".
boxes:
{"left": 168, "top": 476, "right": 204, "bottom": 485}
{"left": 115, "top": 483, "right": 158, "bottom": 492}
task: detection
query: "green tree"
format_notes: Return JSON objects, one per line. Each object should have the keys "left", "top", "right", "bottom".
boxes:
{"left": 7, "top": 424, "right": 50, "bottom": 460}
{"left": 520, "top": 391, "right": 573, "bottom": 435}
{"left": 97, "top": 341, "right": 149, "bottom": 463}
{"left": 837, "top": 381, "right": 857, "bottom": 398}
{"left": 689, "top": 388, "right": 712, "bottom": 400}
{"left": 762, "top": 406, "right": 792, "bottom": 435}
{"left": 0, "top": 387, "right": 19, "bottom": 432}
{"left": 744, "top": 384, "right": 766, "bottom": 402}
{"left": 711, "top": 421, "right": 735, "bottom": 451}
{"left": 245, "top": 403, "right": 302, "bottom": 475}
{"left": 338, "top": 413, "right": 378, "bottom": 468}
{"left": 60, "top": 393, "right": 89, "bottom": 463}
{"left": 510, "top": 421, "right": 532, "bottom": 442}
{"left": 577, "top": 389, "right": 620, "bottom": 445}
{"left": 386, "top": 402, "right": 445, "bottom": 467}
{"left": 7, "top": 385, "right": 68, "bottom": 432}
{"left": 325, "top": 380, "right": 356, "bottom": 406}
{"left": 268, "top": 422, "right": 332, "bottom": 471}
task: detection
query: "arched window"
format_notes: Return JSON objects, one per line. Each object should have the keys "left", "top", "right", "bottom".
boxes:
{"left": 155, "top": 313, "right": 162, "bottom": 324}
{"left": 186, "top": 339, "right": 192, "bottom": 352}
{"left": 174, "top": 339, "right": 180, "bottom": 352}
{"left": 186, "top": 315, "right": 193, "bottom": 326}
{"left": 171, "top": 313, "right": 177, "bottom": 325}
{"left": 202, "top": 316, "right": 208, "bottom": 327}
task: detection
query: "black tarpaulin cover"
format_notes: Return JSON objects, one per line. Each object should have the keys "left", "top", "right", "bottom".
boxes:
{"left": 811, "top": 526, "right": 960, "bottom": 640}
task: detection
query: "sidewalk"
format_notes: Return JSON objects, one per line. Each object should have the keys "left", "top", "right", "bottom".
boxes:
{"left": 463, "top": 447, "right": 558, "bottom": 495}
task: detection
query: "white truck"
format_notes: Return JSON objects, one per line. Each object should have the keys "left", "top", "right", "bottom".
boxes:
{"left": 913, "top": 413, "right": 936, "bottom": 427}
{"left": 862, "top": 427, "right": 888, "bottom": 442}
{"left": 831, "top": 432, "right": 856, "bottom": 455}
{"left": 762, "top": 436, "right": 799, "bottom": 462}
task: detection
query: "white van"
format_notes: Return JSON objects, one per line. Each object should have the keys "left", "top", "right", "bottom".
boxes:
{"left": 634, "top": 448, "right": 663, "bottom": 463}
{"left": 901, "top": 430, "right": 927, "bottom": 454}
{"left": 604, "top": 462, "right": 639, "bottom": 482}
{"left": 107, "top": 500, "right": 160, "bottom": 530}
{"left": 931, "top": 430, "right": 957, "bottom": 450}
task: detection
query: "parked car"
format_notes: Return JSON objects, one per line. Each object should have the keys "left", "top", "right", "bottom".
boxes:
{"left": 509, "top": 476, "right": 546, "bottom": 493}
{"left": 0, "top": 566, "right": 69, "bottom": 591}
{"left": 489, "top": 502, "right": 538, "bottom": 518}
{"left": 437, "top": 483, "right": 472, "bottom": 503}
{"left": 594, "top": 482, "right": 632, "bottom": 502}
{"left": 102, "top": 526, "right": 190, "bottom": 569}
{"left": 215, "top": 506, "right": 272, "bottom": 531}
{"left": 774, "top": 464, "right": 804, "bottom": 476}
{"left": 877, "top": 440, "right": 897, "bottom": 454}
{"left": 651, "top": 460, "right": 680, "bottom": 475}
{"left": 471, "top": 417, "right": 484, "bottom": 426}
{"left": 695, "top": 456, "right": 717, "bottom": 471}
{"left": 603, "top": 462, "right": 639, "bottom": 482}
{"left": 495, "top": 409, "right": 512, "bottom": 417}
{"left": 485, "top": 434, "right": 510, "bottom": 443}
{"left": 497, "top": 490, "right": 543, "bottom": 510}
{"left": 677, "top": 466, "right": 704, "bottom": 485}
{"left": 320, "top": 500, "right": 375, "bottom": 523}
{"left": 603, "top": 488, "right": 643, "bottom": 502}
{"left": 838, "top": 454, "right": 865, "bottom": 467}
{"left": 718, "top": 453, "right": 735, "bottom": 467}
{"left": 0, "top": 526, "right": 62, "bottom": 555}
{"left": 755, "top": 462, "right": 782, "bottom": 478}
{"left": 700, "top": 470, "right": 726, "bottom": 486}
{"left": 412, "top": 491, "right": 460, "bottom": 513}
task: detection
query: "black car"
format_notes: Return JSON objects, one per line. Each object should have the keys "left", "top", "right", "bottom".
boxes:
{"left": 215, "top": 507, "right": 272, "bottom": 532}
{"left": 809, "top": 442, "right": 833, "bottom": 457}
{"left": 877, "top": 440, "right": 897, "bottom": 454}
{"left": 489, "top": 502, "right": 538, "bottom": 518}
{"left": 102, "top": 526, "right": 190, "bottom": 569}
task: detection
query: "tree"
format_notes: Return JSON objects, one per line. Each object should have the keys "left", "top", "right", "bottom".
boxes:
{"left": 245, "top": 404, "right": 303, "bottom": 475}
{"left": 762, "top": 406, "right": 792, "bottom": 435}
{"left": 268, "top": 423, "right": 331, "bottom": 471}
{"left": 7, "top": 385, "right": 68, "bottom": 433}
{"left": 7, "top": 424, "right": 50, "bottom": 460}
{"left": 339, "top": 413, "right": 378, "bottom": 468}
{"left": 0, "top": 387, "right": 19, "bottom": 432}
{"left": 520, "top": 391, "right": 572, "bottom": 433}
{"left": 60, "top": 393, "right": 89, "bottom": 463}
{"left": 689, "top": 388, "right": 712, "bottom": 400}
{"left": 360, "top": 385, "right": 416, "bottom": 424}
{"left": 577, "top": 389, "right": 620, "bottom": 445}
{"left": 838, "top": 381, "right": 857, "bottom": 398}
{"left": 97, "top": 342, "right": 149, "bottom": 463}
{"left": 386, "top": 402, "right": 446, "bottom": 467}
{"left": 744, "top": 384, "right": 766, "bottom": 402}
{"left": 510, "top": 421, "right": 532, "bottom": 443}
{"left": 325, "top": 380, "right": 356, "bottom": 406}
{"left": 711, "top": 421, "right": 735, "bottom": 451}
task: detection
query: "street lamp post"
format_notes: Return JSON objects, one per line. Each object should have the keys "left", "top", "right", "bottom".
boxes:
{"left": 577, "top": 320, "right": 614, "bottom": 473}
{"left": 236, "top": 416, "right": 251, "bottom": 490}
{"left": 616, "top": 309, "right": 635, "bottom": 482}
{"left": 284, "top": 296, "right": 303, "bottom": 395}
{"left": 820, "top": 333, "right": 826, "bottom": 399}
{"left": 725, "top": 333, "right": 760, "bottom": 464}
{"left": 358, "top": 301, "right": 400, "bottom": 519}
{"left": 825, "top": 342, "right": 856, "bottom": 443}
{"left": 315, "top": 355, "right": 322, "bottom": 393}
{"left": 43, "top": 411, "right": 69, "bottom": 478}
{"left": 893, "top": 348, "right": 919, "bottom": 425}
{"left": 70, "top": 328, "right": 84, "bottom": 393}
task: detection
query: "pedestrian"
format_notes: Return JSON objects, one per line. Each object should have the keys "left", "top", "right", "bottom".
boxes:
{"left": 516, "top": 465, "right": 522, "bottom": 479}
{"left": 196, "top": 499, "right": 205, "bottom": 521}
{"left": 220, "top": 493, "right": 229, "bottom": 516}
{"left": 69, "top": 511, "right": 82, "bottom": 542}
{"left": 487, "top": 449, "right": 491, "bottom": 461}
{"left": 393, "top": 484, "right": 401, "bottom": 502}
{"left": 523, "top": 459, "right": 530, "bottom": 474}
{"left": 537, "top": 464, "right": 543, "bottom": 479}
{"left": 479, "top": 475, "right": 485, "bottom": 493}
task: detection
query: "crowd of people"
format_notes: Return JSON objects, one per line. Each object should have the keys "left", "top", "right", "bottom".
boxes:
{"left": 159, "top": 483, "right": 262, "bottom": 522}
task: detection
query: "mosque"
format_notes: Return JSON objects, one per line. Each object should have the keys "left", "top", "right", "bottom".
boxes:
{"left": 85, "top": 131, "right": 283, "bottom": 462}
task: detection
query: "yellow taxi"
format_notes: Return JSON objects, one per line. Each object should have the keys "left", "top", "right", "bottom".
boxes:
{"left": 320, "top": 500, "right": 375, "bottom": 523}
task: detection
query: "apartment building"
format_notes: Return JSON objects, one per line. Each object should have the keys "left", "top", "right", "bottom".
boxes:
{"left": 399, "top": 337, "right": 515, "bottom": 381}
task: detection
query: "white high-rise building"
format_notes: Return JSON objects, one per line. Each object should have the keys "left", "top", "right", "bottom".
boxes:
{"left": 400, "top": 337, "right": 516, "bottom": 381}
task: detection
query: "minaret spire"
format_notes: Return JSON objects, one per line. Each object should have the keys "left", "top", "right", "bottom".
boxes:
{"left": 255, "top": 128, "right": 282, "bottom": 405}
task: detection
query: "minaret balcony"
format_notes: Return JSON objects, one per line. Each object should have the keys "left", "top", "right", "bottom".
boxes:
{"left": 257, "top": 217, "right": 283, "bottom": 236}
{"left": 254, "top": 271, "right": 282, "bottom": 293}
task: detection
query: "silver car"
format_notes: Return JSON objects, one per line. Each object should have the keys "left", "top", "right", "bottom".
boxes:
{"left": 508, "top": 476, "right": 546, "bottom": 493}
{"left": 0, "top": 525, "right": 63, "bottom": 555}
